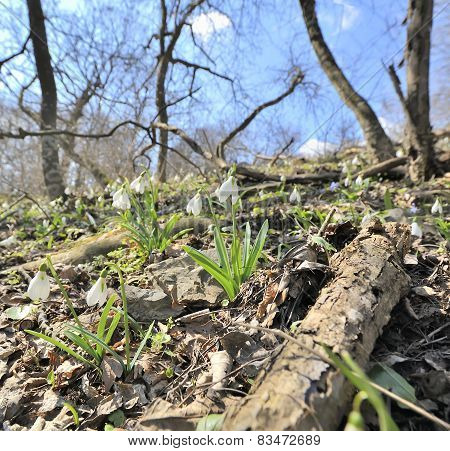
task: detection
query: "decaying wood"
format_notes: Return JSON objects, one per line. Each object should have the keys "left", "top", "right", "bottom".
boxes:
{"left": 9, "top": 229, "right": 128, "bottom": 273}
{"left": 3, "top": 217, "right": 214, "bottom": 273}
{"left": 222, "top": 220, "right": 412, "bottom": 431}
{"left": 359, "top": 156, "right": 407, "bottom": 178}
{"left": 238, "top": 156, "right": 408, "bottom": 190}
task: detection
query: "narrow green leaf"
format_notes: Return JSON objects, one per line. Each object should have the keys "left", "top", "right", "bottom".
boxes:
{"left": 183, "top": 245, "right": 236, "bottom": 300}
{"left": 25, "top": 330, "right": 92, "bottom": 367}
{"left": 68, "top": 325, "right": 126, "bottom": 372}
{"left": 96, "top": 294, "right": 118, "bottom": 355}
{"left": 130, "top": 321, "right": 154, "bottom": 369}
{"left": 64, "top": 330, "right": 99, "bottom": 363}
{"left": 213, "top": 227, "right": 232, "bottom": 278}
{"left": 242, "top": 220, "right": 268, "bottom": 281}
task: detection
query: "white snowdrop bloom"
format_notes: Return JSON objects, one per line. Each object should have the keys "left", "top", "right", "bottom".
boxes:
{"left": 289, "top": 187, "right": 301, "bottom": 204}
{"left": 361, "top": 213, "right": 372, "bottom": 225}
{"left": 86, "top": 212, "right": 96, "bottom": 227}
{"left": 112, "top": 187, "right": 130, "bottom": 210}
{"left": 355, "top": 175, "right": 363, "bottom": 186}
{"left": 42, "top": 219, "right": 50, "bottom": 229}
{"left": 342, "top": 163, "right": 349, "bottom": 174}
{"left": 86, "top": 271, "right": 108, "bottom": 307}
{"left": 64, "top": 187, "right": 72, "bottom": 195}
{"left": 75, "top": 199, "right": 82, "bottom": 209}
{"left": 0, "top": 235, "right": 17, "bottom": 248}
{"left": 431, "top": 198, "right": 443, "bottom": 215}
{"left": 27, "top": 264, "right": 50, "bottom": 302}
{"left": 61, "top": 216, "right": 68, "bottom": 226}
{"left": 280, "top": 175, "right": 287, "bottom": 183}
{"left": 186, "top": 193, "right": 202, "bottom": 216}
{"left": 411, "top": 222, "right": 422, "bottom": 239}
{"left": 130, "top": 172, "right": 150, "bottom": 194}
{"left": 396, "top": 149, "right": 405, "bottom": 158}
{"left": 217, "top": 176, "right": 239, "bottom": 204}
{"left": 344, "top": 177, "right": 351, "bottom": 187}
{"left": 351, "top": 156, "right": 359, "bottom": 165}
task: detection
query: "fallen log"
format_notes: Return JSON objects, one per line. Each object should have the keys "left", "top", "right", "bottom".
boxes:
{"left": 222, "top": 219, "right": 412, "bottom": 431}
{"left": 359, "top": 156, "right": 407, "bottom": 178}
{"left": 3, "top": 217, "right": 214, "bottom": 273}
{"left": 235, "top": 156, "right": 407, "bottom": 185}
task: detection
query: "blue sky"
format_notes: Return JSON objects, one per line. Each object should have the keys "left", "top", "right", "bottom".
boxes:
{"left": 0, "top": 0, "right": 448, "bottom": 158}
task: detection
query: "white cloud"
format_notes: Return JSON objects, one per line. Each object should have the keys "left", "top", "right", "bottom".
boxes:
{"left": 334, "top": 0, "right": 360, "bottom": 30}
{"left": 192, "top": 11, "right": 231, "bottom": 40}
{"left": 298, "top": 139, "right": 338, "bottom": 157}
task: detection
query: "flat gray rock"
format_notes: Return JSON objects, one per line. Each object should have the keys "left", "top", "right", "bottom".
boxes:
{"left": 126, "top": 249, "right": 225, "bottom": 322}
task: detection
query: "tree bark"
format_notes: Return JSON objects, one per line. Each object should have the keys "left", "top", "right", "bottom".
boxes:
{"left": 26, "top": 0, "right": 65, "bottom": 199}
{"left": 298, "top": 0, "right": 394, "bottom": 162}
{"left": 222, "top": 220, "right": 411, "bottom": 431}
{"left": 405, "top": 0, "right": 435, "bottom": 181}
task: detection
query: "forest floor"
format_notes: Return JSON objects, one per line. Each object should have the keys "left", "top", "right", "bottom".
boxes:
{"left": 0, "top": 149, "right": 449, "bottom": 431}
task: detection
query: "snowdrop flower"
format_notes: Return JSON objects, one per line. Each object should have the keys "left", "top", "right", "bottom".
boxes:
{"left": 64, "top": 187, "right": 72, "bottom": 195}
{"left": 361, "top": 213, "right": 372, "bottom": 225}
{"left": 75, "top": 199, "right": 83, "bottom": 209}
{"left": 86, "top": 270, "right": 108, "bottom": 307}
{"left": 217, "top": 176, "right": 239, "bottom": 204}
{"left": 86, "top": 212, "right": 96, "bottom": 227}
{"left": 130, "top": 172, "right": 150, "bottom": 194}
{"left": 280, "top": 175, "right": 287, "bottom": 183}
{"left": 355, "top": 175, "right": 363, "bottom": 186}
{"left": 409, "top": 204, "right": 419, "bottom": 215}
{"left": 431, "top": 198, "right": 443, "bottom": 215}
{"left": 186, "top": 193, "right": 202, "bottom": 216}
{"left": 329, "top": 181, "right": 340, "bottom": 192}
{"left": 0, "top": 235, "right": 17, "bottom": 248}
{"left": 411, "top": 222, "right": 422, "bottom": 239}
{"left": 341, "top": 163, "right": 349, "bottom": 174}
{"left": 42, "top": 219, "right": 50, "bottom": 229}
{"left": 27, "top": 264, "right": 50, "bottom": 302}
{"left": 112, "top": 187, "right": 130, "bottom": 210}
{"left": 344, "top": 177, "right": 351, "bottom": 187}
{"left": 289, "top": 187, "right": 301, "bottom": 204}
{"left": 396, "top": 149, "right": 405, "bottom": 158}
{"left": 61, "top": 216, "right": 67, "bottom": 226}
{"left": 351, "top": 156, "right": 359, "bottom": 166}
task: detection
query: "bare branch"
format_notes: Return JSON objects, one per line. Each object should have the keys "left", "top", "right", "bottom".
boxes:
{"left": 0, "top": 33, "right": 31, "bottom": 70}
{"left": 216, "top": 71, "right": 304, "bottom": 158}
{"left": 171, "top": 57, "right": 233, "bottom": 82}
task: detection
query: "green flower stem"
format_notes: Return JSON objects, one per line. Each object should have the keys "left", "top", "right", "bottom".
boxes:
{"left": 109, "top": 263, "right": 130, "bottom": 372}
{"left": 45, "top": 256, "right": 83, "bottom": 329}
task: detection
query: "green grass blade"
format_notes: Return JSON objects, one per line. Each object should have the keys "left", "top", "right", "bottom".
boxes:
{"left": 104, "top": 312, "right": 121, "bottom": 345}
{"left": 64, "top": 330, "right": 100, "bottom": 364}
{"left": 130, "top": 321, "right": 154, "bottom": 369}
{"left": 183, "top": 245, "right": 236, "bottom": 300}
{"left": 68, "top": 325, "right": 126, "bottom": 372}
{"left": 25, "top": 329, "right": 92, "bottom": 367}
{"left": 213, "top": 226, "right": 232, "bottom": 278}
{"left": 242, "top": 220, "right": 268, "bottom": 281}
{"left": 96, "top": 294, "right": 118, "bottom": 355}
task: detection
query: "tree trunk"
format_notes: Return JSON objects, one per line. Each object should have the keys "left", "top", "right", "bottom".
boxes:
{"left": 298, "top": 0, "right": 394, "bottom": 162}
{"left": 155, "top": 68, "right": 169, "bottom": 182}
{"left": 26, "top": 0, "right": 65, "bottom": 199}
{"left": 405, "top": 0, "right": 435, "bottom": 181}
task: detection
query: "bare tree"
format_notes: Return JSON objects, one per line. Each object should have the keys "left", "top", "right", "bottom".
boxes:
{"left": 388, "top": 0, "right": 435, "bottom": 181}
{"left": 298, "top": 0, "right": 395, "bottom": 162}
{"left": 26, "top": 0, "right": 65, "bottom": 198}
{"left": 153, "top": 0, "right": 206, "bottom": 181}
